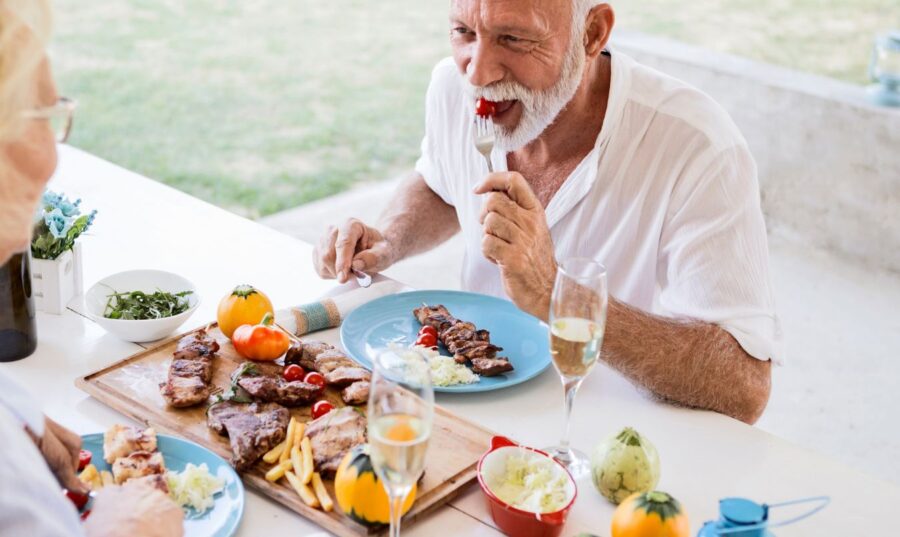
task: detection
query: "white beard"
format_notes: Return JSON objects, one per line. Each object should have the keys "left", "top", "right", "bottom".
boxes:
{"left": 461, "top": 31, "right": 587, "bottom": 151}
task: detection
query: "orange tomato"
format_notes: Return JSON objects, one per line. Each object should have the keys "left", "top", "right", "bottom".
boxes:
{"left": 217, "top": 284, "right": 274, "bottom": 339}
{"left": 232, "top": 313, "right": 290, "bottom": 361}
{"left": 611, "top": 491, "right": 689, "bottom": 537}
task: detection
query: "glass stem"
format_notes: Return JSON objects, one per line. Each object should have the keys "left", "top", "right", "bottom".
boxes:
{"left": 560, "top": 378, "right": 582, "bottom": 451}
{"left": 388, "top": 489, "right": 407, "bottom": 537}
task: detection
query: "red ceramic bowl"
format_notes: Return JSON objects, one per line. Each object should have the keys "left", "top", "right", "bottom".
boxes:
{"left": 477, "top": 436, "right": 578, "bottom": 537}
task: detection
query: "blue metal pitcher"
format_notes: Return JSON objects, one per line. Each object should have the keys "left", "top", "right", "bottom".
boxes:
{"left": 697, "top": 496, "right": 829, "bottom": 537}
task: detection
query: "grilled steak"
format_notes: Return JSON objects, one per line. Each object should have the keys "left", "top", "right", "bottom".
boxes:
{"left": 341, "top": 381, "right": 369, "bottom": 405}
{"left": 160, "top": 330, "right": 218, "bottom": 407}
{"left": 306, "top": 407, "right": 367, "bottom": 475}
{"left": 207, "top": 401, "right": 290, "bottom": 470}
{"left": 173, "top": 329, "right": 219, "bottom": 360}
{"left": 471, "top": 357, "right": 514, "bottom": 376}
{"left": 325, "top": 366, "right": 371, "bottom": 387}
{"left": 298, "top": 340, "right": 334, "bottom": 370}
{"left": 413, "top": 304, "right": 513, "bottom": 376}
{"left": 237, "top": 376, "right": 321, "bottom": 406}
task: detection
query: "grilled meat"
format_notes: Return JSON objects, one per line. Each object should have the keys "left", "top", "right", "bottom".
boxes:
{"left": 112, "top": 451, "right": 166, "bottom": 484}
{"left": 284, "top": 342, "right": 304, "bottom": 366}
{"left": 325, "top": 366, "right": 371, "bottom": 387}
{"left": 130, "top": 473, "right": 170, "bottom": 494}
{"left": 298, "top": 340, "right": 334, "bottom": 370}
{"left": 173, "top": 329, "right": 219, "bottom": 360}
{"left": 341, "top": 381, "right": 369, "bottom": 405}
{"left": 413, "top": 304, "right": 513, "bottom": 376}
{"left": 471, "top": 357, "right": 514, "bottom": 376}
{"left": 237, "top": 375, "right": 321, "bottom": 407}
{"left": 207, "top": 401, "right": 290, "bottom": 470}
{"left": 306, "top": 407, "right": 367, "bottom": 475}
{"left": 103, "top": 425, "right": 158, "bottom": 464}
{"left": 160, "top": 330, "right": 218, "bottom": 407}
{"left": 314, "top": 350, "right": 356, "bottom": 374}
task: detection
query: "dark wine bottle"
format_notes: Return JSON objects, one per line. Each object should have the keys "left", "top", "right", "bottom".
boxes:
{"left": 0, "top": 252, "right": 37, "bottom": 362}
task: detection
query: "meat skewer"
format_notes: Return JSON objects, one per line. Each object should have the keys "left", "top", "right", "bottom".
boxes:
{"left": 160, "top": 329, "right": 219, "bottom": 407}
{"left": 287, "top": 340, "right": 371, "bottom": 405}
{"left": 413, "top": 304, "right": 514, "bottom": 376}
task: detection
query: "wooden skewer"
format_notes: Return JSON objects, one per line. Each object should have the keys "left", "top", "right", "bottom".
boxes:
{"left": 274, "top": 321, "right": 303, "bottom": 345}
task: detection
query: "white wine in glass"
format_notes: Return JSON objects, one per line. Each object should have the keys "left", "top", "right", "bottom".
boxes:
{"left": 368, "top": 349, "right": 434, "bottom": 537}
{"left": 544, "top": 258, "right": 608, "bottom": 479}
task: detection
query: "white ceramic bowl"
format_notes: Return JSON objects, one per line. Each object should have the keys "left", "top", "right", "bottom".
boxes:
{"left": 85, "top": 270, "right": 200, "bottom": 343}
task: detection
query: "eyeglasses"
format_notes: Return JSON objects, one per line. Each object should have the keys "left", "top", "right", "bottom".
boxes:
{"left": 21, "top": 96, "right": 77, "bottom": 143}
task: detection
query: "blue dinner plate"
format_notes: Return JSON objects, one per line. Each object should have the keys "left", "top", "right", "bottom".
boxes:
{"left": 80, "top": 433, "right": 244, "bottom": 537}
{"left": 341, "top": 290, "right": 551, "bottom": 393}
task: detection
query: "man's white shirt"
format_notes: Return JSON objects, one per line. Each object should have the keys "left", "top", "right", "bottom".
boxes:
{"left": 415, "top": 50, "right": 783, "bottom": 364}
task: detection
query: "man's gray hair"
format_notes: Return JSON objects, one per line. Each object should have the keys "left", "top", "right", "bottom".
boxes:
{"left": 572, "top": 0, "right": 602, "bottom": 37}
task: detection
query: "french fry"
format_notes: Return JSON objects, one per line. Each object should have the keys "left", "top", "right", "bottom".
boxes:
{"left": 265, "top": 460, "right": 292, "bottom": 482}
{"left": 263, "top": 439, "right": 287, "bottom": 464}
{"left": 78, "top": 464, "right": 99, "bottom": 487}
{"left": 91, "top": 473, "right": 103, "bottom": 490}
{"left": 100, "top": 470, "right": 114, "bottom": 487}
{"left": 280, "top": 417, "right": 298, "bottom": 464}
{"left": 300, "top": 437, "right": 314, "bottom": 485}
{"left": 294, "top": 422, "right": 305, "bottom": 446}
{"left": 285, "top": 470, "right": 319, "bottom": 508}
{"left": 311, "top": 472, "right": 333, "bottom": 512}
{"left": 290, "top": 446, "right": 304, "bottom": 483}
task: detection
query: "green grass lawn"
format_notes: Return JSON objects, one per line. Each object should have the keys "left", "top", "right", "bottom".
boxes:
{"left": 50, "top": 0, "right": 898, "bottom": 218}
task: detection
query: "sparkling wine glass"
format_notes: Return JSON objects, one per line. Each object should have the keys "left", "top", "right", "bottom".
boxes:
{"left": 543, "top": 257, "right": 608, "bottom": 478}
{"left": 368, "top": 349, "right": 434, "bottom": 537}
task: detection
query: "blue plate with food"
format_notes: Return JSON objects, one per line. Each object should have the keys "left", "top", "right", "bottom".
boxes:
{"left": 78, "top": 426, "right": 244, "bottom": 536}
{"left": 341, "top": 290, "right": 551, "bottom": 393}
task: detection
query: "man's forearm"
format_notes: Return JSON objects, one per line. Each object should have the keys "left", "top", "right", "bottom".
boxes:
{"left": 602, "top": 298, "right": 771, "bottom": 424}
{"left": 377, "top": 172, "right": 460, "bottom": 262}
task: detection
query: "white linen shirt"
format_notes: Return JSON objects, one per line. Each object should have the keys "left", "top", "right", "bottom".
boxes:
{"left": 415, "top": 51, "right": 783, "bottom": 364}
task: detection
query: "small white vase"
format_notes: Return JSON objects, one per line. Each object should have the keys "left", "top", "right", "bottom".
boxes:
{"left": 31, "top": 241, "right": 84, "bottom": 315}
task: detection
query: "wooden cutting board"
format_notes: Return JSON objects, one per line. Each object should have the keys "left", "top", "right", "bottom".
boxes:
{"left": 76, "top": 323, "right": 495, "bottom": 536}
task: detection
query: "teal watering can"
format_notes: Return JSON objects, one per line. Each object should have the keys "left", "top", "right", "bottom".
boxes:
{"left": 697, "top": 496, "right": 830, "bottom": 537}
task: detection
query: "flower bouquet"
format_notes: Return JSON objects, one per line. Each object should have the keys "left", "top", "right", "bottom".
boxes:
{"left": 30, "top": 191, "right": 97, "bottom": 314}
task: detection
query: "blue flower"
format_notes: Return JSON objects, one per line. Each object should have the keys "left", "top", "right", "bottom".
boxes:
{"left": 42, "top": 190, "right": 63, "bottom": 209}
{"left": 44, "top": 208, "right": 73, "bottom": 239}
{"left": 57, "top": 197, "right": 82, "bottom": 217}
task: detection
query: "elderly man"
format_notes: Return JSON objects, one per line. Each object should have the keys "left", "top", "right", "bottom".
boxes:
{"left": 314, "top": 0, "right": 781, "bottom": 424}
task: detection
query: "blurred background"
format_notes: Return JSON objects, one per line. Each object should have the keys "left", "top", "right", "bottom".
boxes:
{"left": 50, "top": 0, "right": 900, "bottom": 487}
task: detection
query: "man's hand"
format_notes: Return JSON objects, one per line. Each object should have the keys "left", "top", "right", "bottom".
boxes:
{"left": 36, "top": 417, "right": 88, "bottom": 494}
{"left": 313, "top": 218, "right": 397, "bottom": 283}
{"left": 84, "top": 480, "right": 184, "bottom": 537}
{"left": 473, "top": 172, "right": 557, "bottom": 321}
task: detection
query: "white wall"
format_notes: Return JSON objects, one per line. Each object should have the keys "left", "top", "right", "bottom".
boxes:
{"left": 613, "top": 31, "right": 900, "bottom": 274}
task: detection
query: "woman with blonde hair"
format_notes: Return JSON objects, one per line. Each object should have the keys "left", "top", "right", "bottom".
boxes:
{"left": 0, "top": 2, "right": 183, "bottom": 535}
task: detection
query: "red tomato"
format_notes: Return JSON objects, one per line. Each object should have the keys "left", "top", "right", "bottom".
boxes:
{"left": 304, "top": 371, "right": 326, "bottom": 389}
{"left": 475, "top": 97, "right": 497, "bottom": 118}
{"left": 78, "top": 449, "right": 92, "bottom": 471}
{"left": 416, "top": 333, "right": 437, "bottom": 348}
{"left": 64, "top": 489, "right": 90, "bottom": 510}
{"left": 80, "top": 509, "right": 92, "bottom": 520}
{"left": 311, "top": 400, "right": 335, "bottom": 420}
{"left": 418, "top": 325, "right": 437, "bottom": 338}
{"left": 283, "top": 364, "right": 306, "bottom": 382}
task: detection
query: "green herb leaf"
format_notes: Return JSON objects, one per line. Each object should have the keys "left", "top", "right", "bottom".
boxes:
{"left": 103, "top": 288, "right": 193, "bottom": 320}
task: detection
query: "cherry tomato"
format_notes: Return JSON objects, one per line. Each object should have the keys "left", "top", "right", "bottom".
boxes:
{"left": 416, "top": 333, "right": 437, "bottom": 348}
{"left": 304, "top": 371, "right": 326, "bottom": 389}
{"left": 311, "top": 400, "right": 335, "bottom": 420}
{"left": 80, "top": 509, "right": 92, "bottom": 521}
{"left": 64, "top": 489, "right": 90, "bottom": 510}
{"left": 78, "top": 449, "right": 92, "bottom": 471}
{"left": 418, "top": 325, "right": 438, "bottom": 338}
{"left": 283, "top": 364, "right": 306, "bottom": 382}
{"left": 475, "top": 97, "right": 497, "bottom": 118}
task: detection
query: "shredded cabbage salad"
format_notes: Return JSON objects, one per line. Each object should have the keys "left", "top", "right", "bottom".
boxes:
{"left": 166, "top": 463, "right": 225, "bottom": 514}
{"left": 389, "top": 343, "right": 479, "bottom": 386}
{"left": 489, "top": 454, "right": 569, "bottom": 513}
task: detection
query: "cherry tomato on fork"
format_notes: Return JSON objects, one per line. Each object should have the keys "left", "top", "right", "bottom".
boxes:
{"left": 78, "top": 449, "right": 92, "bottom": 471}
{"left": 304, "top": 371, "right": 326, "bottom": 389}
{"left": 283, "top": 364, "right": 306, "bottom": 382}
{"left": 312, "top": 400, "right": 335, "bottom": 420}
{"left": 475, "top": 97, "right": 497, "bottom": 118}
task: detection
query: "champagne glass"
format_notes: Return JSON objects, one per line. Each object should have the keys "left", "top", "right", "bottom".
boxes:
{"left": 543, "top": 258, "right": 608, "bottom": 478}
{"left": 368, "top": 349, "right": 434, "bottom": 537}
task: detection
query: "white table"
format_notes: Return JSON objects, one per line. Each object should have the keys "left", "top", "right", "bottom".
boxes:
{"left": 3, "top": 145, "right": 897, "bottom": 536}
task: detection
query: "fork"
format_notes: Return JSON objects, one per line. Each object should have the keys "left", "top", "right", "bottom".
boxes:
{"left": 474, "top": 114, "right": 495, "bottom": 173}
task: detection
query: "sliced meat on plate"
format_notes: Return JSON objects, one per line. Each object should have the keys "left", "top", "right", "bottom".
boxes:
{"left": 112, "top": 451, "right": 166, "bottom": 484}
{"left": 103, "top": 424, "right": 158, "bottom": 464}
{"left": 471, "top": 357, "right": 514, "bottom": 377}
